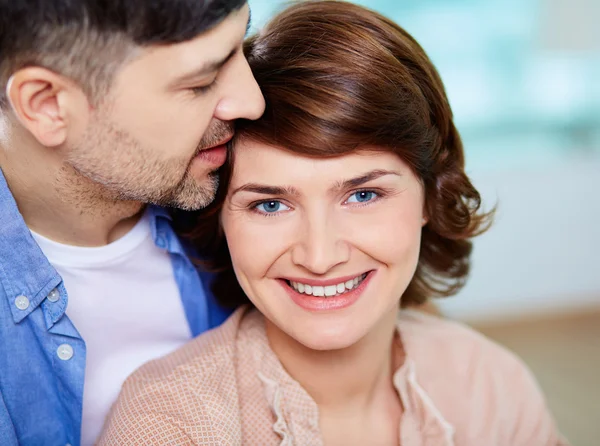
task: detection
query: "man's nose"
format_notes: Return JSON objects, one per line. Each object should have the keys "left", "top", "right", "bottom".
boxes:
{"left": 214, "top": 54, "right": 265, "bottom": 122}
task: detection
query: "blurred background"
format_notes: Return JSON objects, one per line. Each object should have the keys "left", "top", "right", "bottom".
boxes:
{"left": 249, "top": 0, "right": 600, "bottom": 443}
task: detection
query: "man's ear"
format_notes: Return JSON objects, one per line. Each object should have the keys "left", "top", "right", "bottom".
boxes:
{"left": 6, "top": 67, "right": 87, "bottom": 147}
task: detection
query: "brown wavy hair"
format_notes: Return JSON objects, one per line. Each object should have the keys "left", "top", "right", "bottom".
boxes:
{"left": 176, "top": 0, "right": 494, "bottom": 309}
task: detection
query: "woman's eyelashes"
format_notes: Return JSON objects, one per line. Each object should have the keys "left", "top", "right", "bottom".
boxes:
{"left": 344, "top": 189, "right": 381, "bottom": 205}
{"left": 252, "top": 200, "right": 291, "bottom": 216}
{"left": 249, "top": 188, "right": 386, "bottom": 217}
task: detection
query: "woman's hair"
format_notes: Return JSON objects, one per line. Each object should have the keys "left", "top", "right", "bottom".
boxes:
{"left": 178, "top": 0, "right": 493, "bottom": 308}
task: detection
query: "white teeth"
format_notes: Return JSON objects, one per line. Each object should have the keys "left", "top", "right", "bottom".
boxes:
{"left": 324, "top": 285, "right": 337, "bottom": 296}
{"left": 289, "top": 273, "right": 367, "bottom": 298}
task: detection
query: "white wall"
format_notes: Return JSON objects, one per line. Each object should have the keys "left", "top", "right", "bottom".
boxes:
{"left": 438, "top": 156, "right": 600, "bottom": 323}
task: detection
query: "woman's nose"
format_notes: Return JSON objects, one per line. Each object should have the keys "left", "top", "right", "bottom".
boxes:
{"left": 290, "top": 216, "right": 350, "bottom": 275}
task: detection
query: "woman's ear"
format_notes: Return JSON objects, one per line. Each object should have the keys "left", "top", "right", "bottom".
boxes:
{"left": 422, "top": 194, "right": 429, "bottom": 226}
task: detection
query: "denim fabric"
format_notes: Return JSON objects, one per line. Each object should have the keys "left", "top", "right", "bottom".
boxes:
{"left": 0, "top": 169, "right": 231, "bottom": 446}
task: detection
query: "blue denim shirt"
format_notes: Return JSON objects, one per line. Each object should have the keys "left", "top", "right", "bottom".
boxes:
{"left": 0, "top": 169, "right": 231, "bottom": 446}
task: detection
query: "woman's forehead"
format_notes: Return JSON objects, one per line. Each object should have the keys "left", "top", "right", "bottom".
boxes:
{"left": 233, "top": 140, "right": 403, "bottom": 172}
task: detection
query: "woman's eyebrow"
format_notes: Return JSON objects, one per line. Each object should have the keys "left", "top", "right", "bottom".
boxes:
{"left": 332, "top": 169, "right": 401, "bottom": 191}
{"left": 230, "top": 169, "right": 401, "bottom": 198}
{"left": 230, "top": 184, "right": 300, "bottom": 197}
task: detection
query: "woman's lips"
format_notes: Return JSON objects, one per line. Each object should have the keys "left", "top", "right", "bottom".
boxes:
{"left": 280, "top": 271, "right": 374, "bottom": 312}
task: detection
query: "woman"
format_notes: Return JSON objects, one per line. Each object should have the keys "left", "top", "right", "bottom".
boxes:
{"left": 99, "top": 1, "right": 566, "bottom": 445}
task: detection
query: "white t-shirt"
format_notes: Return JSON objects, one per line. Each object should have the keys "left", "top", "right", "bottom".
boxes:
{"left": 31, "top": 211, "right": 192, "bottom": 445}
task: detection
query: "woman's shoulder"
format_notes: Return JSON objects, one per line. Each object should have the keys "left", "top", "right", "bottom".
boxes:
{"left": 130, "top": 306, "right": 251, "bottom": 384}
{"left": 397, "top": 309, "right": 565, "bottom": 445}
{"left": 397, "top": 308, "right": 537, "bottom": 397}
{"left": 98, "top": 307, "right": 255, "bottom": 445}
{"left": 398, "top": 308, "right": 524, "bottom": 373}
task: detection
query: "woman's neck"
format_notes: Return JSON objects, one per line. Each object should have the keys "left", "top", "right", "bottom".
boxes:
{"left": 265, "top": 308, "right": 402, "bottom": 412}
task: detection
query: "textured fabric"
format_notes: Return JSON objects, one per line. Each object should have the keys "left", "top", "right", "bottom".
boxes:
{"left": 99, "top": 307, "right": 568, "bottom": 446}
{"left": 31, "top": 209, "right": 195, "bottom": 445}
{"left": 0, "top": 168, "right": 232, "bottom": 446}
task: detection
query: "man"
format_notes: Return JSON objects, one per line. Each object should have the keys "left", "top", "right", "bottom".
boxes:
{"left": 0, "top": 0, "right": 264, "bottom": 444}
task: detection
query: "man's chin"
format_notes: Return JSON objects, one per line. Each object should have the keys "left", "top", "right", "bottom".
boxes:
{"left": 155, "top": 177, "right": 218, "bottom": 211}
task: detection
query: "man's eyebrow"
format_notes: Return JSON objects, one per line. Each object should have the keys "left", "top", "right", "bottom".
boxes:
{"left": 333, "top": 169, "right": 401, "bottom": 191}
{"left": 170, "top": 48, "right": 237, "bottom": 87}
{"left": 230, "top": 184, "right": 301, "bottom": 198}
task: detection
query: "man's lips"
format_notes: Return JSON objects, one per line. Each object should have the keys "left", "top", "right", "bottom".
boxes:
{"left": 194, "top": 135, "right": 232, "bottom": 167}
{"left": 202, "top": 134, "right": 233, "bottom": 151}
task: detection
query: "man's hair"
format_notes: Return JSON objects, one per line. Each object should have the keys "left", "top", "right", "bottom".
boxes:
{"left": 177, "top": 0, "right": 494, "bottom": 309}
{"left": 0, "top": 0, "right": 246, "bottom": 108}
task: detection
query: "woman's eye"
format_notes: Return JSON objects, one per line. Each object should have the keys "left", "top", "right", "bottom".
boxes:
{"left": 254, "top": 200, "right": 291, "bottom": 214}
{"left": 346, "top": 190, "right": 378, "bottom": 204}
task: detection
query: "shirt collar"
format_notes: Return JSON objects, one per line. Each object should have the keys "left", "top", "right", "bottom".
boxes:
{"left": 147, "top": 204, "right": 173, "bottom": 223}
{"left": 0, "top": 168, "right": 62, "bottom": 324}
{"left": 0, "top": 173, "right": 185, "bottom": 324}
{"left": 147, "top": 205, "right": 178, "bottom": 251}
{"left": 244, "top": 309, "right": 455, "bottom": 446}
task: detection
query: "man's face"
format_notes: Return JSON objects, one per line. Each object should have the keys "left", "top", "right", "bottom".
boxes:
{"left": 66, "top": 4, "right": 264, "bottom": 210}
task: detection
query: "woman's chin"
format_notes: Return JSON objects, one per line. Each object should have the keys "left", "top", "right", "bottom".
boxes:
{"left": 287, "top": 322, "right": 367, "bottom": 352}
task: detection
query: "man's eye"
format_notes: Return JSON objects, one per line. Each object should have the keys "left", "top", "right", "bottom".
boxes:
{"left": 190, "top": 81, "right": 216, "bottom": 95}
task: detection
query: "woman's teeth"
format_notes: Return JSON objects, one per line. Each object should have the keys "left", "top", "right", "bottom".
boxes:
{"left": 289, "top": 273, "right": 367, "bottom": 297}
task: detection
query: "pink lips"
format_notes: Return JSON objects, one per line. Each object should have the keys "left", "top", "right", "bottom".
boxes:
{"left": 195, "top": 134, "right": 233, "bottom": 167}
{"left": 195, "top": 145, "right": 227, "bottom": 166}
{"left": 280, "top": 271, "right": 374, "bottom": 312}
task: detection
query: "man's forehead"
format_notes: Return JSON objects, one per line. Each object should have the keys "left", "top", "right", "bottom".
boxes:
{"left": 130, "top": 4, "right": 250, "bottom": 81}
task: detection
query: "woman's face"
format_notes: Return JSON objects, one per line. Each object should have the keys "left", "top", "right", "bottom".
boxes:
{"left": 221, "top": 139, "right": 426, "bottom": 350}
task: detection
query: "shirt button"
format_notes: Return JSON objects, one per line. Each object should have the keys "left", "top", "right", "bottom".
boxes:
{"left": 57, "top": 344, "right": 74, "bottom": 361}
{"left": 15, "top": 295, "right": 30, "bottom": 311}
{"left": 47, "top": 288, "right": 60, "bottom": 303}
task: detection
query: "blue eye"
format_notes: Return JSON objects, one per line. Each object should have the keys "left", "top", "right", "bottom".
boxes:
{"left": 347, "top": 190, "right": 378, "bottom": 204}
{"left": 254, "top": 200, "right": 290, "bottom": 214}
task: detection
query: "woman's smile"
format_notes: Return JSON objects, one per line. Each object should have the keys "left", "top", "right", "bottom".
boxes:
{"left": 279, "top": 271, "right": 374, "bottom": 312}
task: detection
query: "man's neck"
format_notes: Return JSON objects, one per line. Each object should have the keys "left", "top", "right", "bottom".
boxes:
{"left": 266, "top": 308, "right": 402, "bottom": 412}
{"left": 1, "top": 140, "right": 144, "bottom": 247}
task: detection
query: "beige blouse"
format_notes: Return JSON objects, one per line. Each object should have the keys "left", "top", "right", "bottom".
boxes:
{"left": 98, "top": 306, "right": 568, "bottom": 446}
